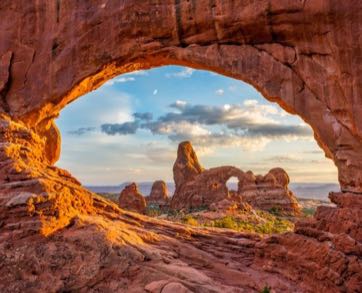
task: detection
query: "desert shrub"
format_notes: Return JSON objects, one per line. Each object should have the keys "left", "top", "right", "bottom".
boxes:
{"left": 302, "top": 207, "right": 315, "bottom": 217}
{"left": 213, "top": 216, "right": 239, "bottom": 230}
{"left": 206, "top": 213, "right": 293, "bottom": 234}
{"left": 97, "top": 192, "right": 118, "bottom": 203}
{"left": 188, "top": 205, "right": 209, "bottom": 213}
{"left": 145, "top": 206, "right": 162, "bottom": 217}
{"left": 260, "top": 286, "right": 271, "bottom": 293}
{"left": 182, "top": 215, "right": 199, "bottom": 226}
{"left": 268, "top": 206, "right": 281, "bottom": 216}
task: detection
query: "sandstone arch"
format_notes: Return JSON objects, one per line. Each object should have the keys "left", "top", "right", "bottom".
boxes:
{"left": 0, "top": 1, "right": 361, "bottom": 292}
{"left": 0, "top": 0, "right": 361, "bottom": 192}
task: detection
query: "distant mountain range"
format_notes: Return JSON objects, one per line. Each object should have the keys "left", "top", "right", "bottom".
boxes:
{"left": 86, "top": 182, "right": 340, "bottom": 201}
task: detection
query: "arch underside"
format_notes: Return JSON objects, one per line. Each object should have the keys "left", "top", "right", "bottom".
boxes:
{"left": 0, "top": 0, "right": 361, "bottom": 291}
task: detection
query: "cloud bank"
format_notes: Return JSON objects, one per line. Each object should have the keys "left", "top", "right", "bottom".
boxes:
{"left": 94, "top": 100, "right": 312, "bottom": 151}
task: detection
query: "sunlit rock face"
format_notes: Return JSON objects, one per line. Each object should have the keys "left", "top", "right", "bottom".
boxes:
{"left": 0, "top": 1, "right": 361, "bottom": 292}
{"left": 239, "top": 168, "right": 300, "bottom": 215}
{"left": 173, "top": 141, "right": 204, "bottom": 196}
{"left": 171, "top": 141, "right": 300, "bottom": 215}
{"left": 119, "top": 183, "right": 147, "bottom": 214}
{"left": 147, "top": 180, "right": 169, "bottom": 206}
{"left": 0, "top": 0, "right": 361, "bottom": 192}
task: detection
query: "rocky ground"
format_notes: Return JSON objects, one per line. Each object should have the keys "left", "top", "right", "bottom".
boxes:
{"left": 99, "top": 192, "right": 332, "bottom": 235}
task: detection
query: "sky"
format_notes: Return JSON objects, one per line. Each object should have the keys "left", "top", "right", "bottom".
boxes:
{"left": 56, "top": 66, "right": 338, "bottom": 185}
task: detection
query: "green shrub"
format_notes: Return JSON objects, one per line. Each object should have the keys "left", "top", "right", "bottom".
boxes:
{"left": 145, "top": 206, "right": 162, "bottom": 217}
{"left": 188, "top": 205, "right": 209, "bottom": 213}
{"left": 260, "top": 286, "right": 271, "bottom": 293}
{"left": 213, "top": 216, "right": 239, "bottom": 230}
{"left": 302, "top": 207, "right": 315, "bottom": 217}
{"left": 182, "top": 215, "right": 199, "bottom": 226}
{"left": 206, "top": 213, "right": 293, "bottom": 234}
{"left": 269, "top": 206, "right": 281, "bottom": 216}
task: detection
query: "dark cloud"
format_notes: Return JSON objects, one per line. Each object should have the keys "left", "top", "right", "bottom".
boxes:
{"left": 133, "top": 112, "right": 153, "bottom": 121}
{"left": 146, "top": 102, "right": 312, "bottom": 138}
{"left": 97, "top": 101, "right": 312, "bottom": 150}
{"left": 68, "top": 127, "right": 96, "bottom": 136}
{"left": 164, "top": 102, "right": 235, "bottom": 125}
{"left": 161, "top": 102, "right": 312, "bottom": 137}
{"left": 243, "top": 124, "right": 312, "bottom": 137}
{"left": 101, "top": 121, "right": 139, "bottom": 135}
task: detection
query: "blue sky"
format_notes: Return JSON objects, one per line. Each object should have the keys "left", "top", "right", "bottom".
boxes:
{"left": 56, "top": 66, "right": 338, "bottom": 185}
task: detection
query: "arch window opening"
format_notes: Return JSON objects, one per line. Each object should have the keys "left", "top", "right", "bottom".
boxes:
{"left": 56, "top": 65, "right": 338, "bottom": 231}
{"left": 226, "top": 176, "right": 239, "bottom": 195}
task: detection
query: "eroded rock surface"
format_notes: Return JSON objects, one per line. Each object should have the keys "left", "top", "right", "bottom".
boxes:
{"left": 147, "top": 180, "right": 169, "bottom": 206}
{"left": 0, "top": 1, "right": 361, "bottom": 292}
{"left": 119, "top": 183, "right": 147, "bottom": 214}
{"left": 239, "top": 168, "right": 300, "bottom": 215}
{"left": 173, "top": 141, "right": 204, "bottom": 197}
{"left": 171, "top": 141, "right": 300, "bottom": 215}
{"left": 0, "top": 0, "right": 361, "bottom": 192}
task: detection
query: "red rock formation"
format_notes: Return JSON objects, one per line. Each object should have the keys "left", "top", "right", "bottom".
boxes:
{"left": 1, "top": 1, "right": 361, "bottom": 192}
{"left": 119, "top": 183, "right": 147, "bottom": 214}
{"left": 0, "top": 1, "right": 361, "bottom": 292}
{"left": 171, "top": 142, "right": 300, "bottom": 215}
{"left": 172, "top": 164, "right": 244, "bottom": 210}
{"left": 173, "top": 141, "right": 203, "bottom": 196}
{"left": 147, "top": 180, "right": 169, "bottom": 206}
{"left": 239, "top": 168, "right": 301, "bottom": 215}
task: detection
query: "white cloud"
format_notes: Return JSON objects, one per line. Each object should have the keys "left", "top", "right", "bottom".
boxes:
{"left": 153, "top": 89, "right": 158, "bottom": 95}
{"left": 166, "top": 68, "right": 194, "bottom": 78}
{"left": 151, "top": 121, "right": 210, "bottom": 137}
{"left": 215, "top": 89, "right": 224, "bottom": 96}
{"left": 105, "top": 77, "right": 135, "bottom": 86}
{"left": 126, "top": 70, "right": 148, "bottom": 76}
{"left": 98, "top": 99, "right": 312, "bottom": 153}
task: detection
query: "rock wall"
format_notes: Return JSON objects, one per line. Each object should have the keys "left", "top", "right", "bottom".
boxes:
{"left": 0, "top": 0, "right": 361, "bottom": 192}
{"left": 0, "top": 1, "right": 361, "bottom": 292}
{"left": 171, "top": 141, "right": 300, "bottom": 215}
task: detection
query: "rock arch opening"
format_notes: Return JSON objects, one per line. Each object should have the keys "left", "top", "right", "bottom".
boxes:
{"left": 226, "top": 176, "right": 239, "bottom": 194}
{"left": 0, "top": 2, "right": 361, "bottom": 291}
{"left": 55, "top": 65, "right": 338, "bottom": 217}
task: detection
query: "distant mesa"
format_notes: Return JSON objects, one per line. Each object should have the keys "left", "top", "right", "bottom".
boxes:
{"left": 171, "top": 141, "right": 300, "bottom": 215}
{"left": 119, "top": 182, "right": 147, "bottom": 213}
